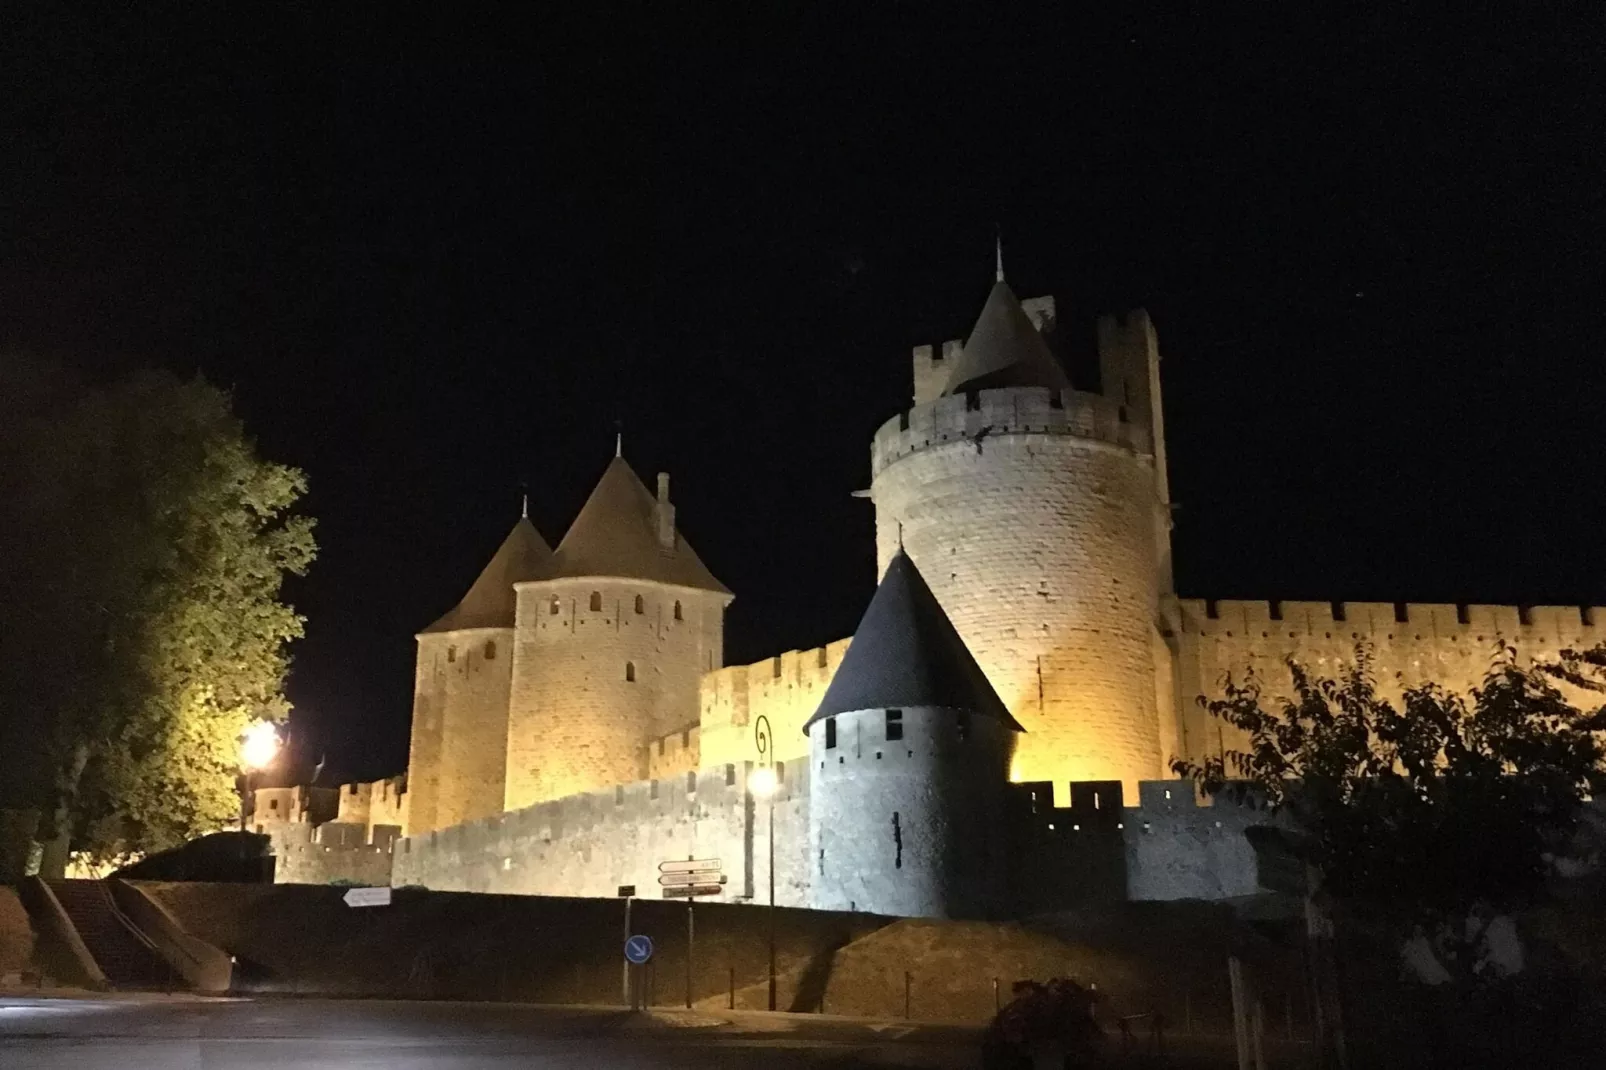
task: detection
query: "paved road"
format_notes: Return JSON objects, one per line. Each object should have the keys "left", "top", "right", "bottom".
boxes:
{"left": 0, "top": 995, "right": 982, "bottom": 1069}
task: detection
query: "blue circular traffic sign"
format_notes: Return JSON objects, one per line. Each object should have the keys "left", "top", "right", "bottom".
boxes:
{"left": 624, "top": 934, "right": 654, "bottom": 964}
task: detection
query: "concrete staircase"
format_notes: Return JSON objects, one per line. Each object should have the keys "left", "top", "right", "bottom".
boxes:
{"left": 46, "top": 879, "right": 177, "bottom": 990}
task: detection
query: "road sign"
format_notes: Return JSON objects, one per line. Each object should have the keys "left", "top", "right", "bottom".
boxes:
{"left": 617, "top": 885, "right": 636, "bottom": 897}
{"left": 343, "top": 886, "right": 392, "bottom": 908}
{"left": 662, "top": 883, "right": 725, "bottom": 899}
{"left": 624, "top": 934, "right": 654, "bottom": 964}
{"left": 658, "top": 858, "right": 721, "bottom": 875}
{"left": 659, "top": 871, "right": 728, "bottom": 887}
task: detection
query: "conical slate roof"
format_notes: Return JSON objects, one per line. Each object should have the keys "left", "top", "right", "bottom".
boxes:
{"left": 941, "top": 279, "right": 1071, "bottom": 396}
{"left": 804, "top": 550, "right": 1022, "bottom": 731}
{"left": 545, "top": 456, "right": 730, "bottom": 595}
{"left": 422, "top": 516, "right": 551, "bottom": 633}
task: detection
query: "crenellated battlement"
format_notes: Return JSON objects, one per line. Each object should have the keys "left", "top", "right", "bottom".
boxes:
{"left": 1177, "top": 599, "right": 1606, "bottom": 647}
{"left": 644, "top": 723, "right": 700, "bottom": 779}
{"left": 871, "top": 387, "right": 1153, "bottom": 478}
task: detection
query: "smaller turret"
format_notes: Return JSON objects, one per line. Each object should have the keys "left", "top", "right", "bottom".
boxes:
{"left": 806, "top": 550, "right": 1020, "bottom": 919}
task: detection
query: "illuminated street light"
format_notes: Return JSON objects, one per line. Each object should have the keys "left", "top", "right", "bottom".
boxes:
{"left": 747, "top": 765, "right": 777, "bottom": 799}
{"left": 240, "top": 720, "right": 282, "bottom": 772}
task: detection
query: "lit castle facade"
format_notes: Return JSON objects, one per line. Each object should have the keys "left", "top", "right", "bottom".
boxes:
{"left": 286, "top": 265, "right": 1605, "bottom": 916}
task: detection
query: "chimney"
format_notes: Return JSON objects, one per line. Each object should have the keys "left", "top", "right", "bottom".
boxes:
{"left": 655, "top": 473, "right": 675, "bottom": 550}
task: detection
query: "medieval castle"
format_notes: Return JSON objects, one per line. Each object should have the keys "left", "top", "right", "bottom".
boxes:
{"left": 258, "top": 263, "right": 1606, "bottom": 917}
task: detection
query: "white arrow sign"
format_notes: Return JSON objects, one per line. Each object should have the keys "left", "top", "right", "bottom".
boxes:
{"left": 343, "top": 886, "right": 392, "bottom": 908}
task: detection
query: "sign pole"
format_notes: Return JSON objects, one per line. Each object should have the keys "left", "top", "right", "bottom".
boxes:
{"left": 685, "top": 897, "right": 694, "bottom": 1009}
{"left": 622, "top": 893, "right": 633, "bottom": 1006}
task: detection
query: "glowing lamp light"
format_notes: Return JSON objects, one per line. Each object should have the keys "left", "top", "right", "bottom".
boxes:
{"left": 748, "top": 766, "right": 777, "bottom": 799}
{"left": 240, "top": 721, "right": 282, "bottom": 772}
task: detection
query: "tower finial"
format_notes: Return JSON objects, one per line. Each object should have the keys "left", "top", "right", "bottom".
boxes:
{"left": 994, "top": 226, "right": 1005, "bottom": 283}
{"left": 615, "top": 430, "right": 623, "bottom": 458}
{"left": 520, "top": 490, "right": 529, "bottom": 519}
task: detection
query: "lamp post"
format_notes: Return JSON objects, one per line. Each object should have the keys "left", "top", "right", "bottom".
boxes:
{"left": 238, "top": 720, "right": 282, "bottom": 834}
{"left": 749, "top": 715, "right": 777, "bottom": 1012}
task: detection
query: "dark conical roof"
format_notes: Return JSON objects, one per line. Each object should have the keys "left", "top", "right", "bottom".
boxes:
{"left": 422, "top": 516, "right": 551, "bottom": 633}
{"left": 545, "top": 456, "right": 730, "bottom": 595}
{"left": 804, "top": 550, "right": 1022, "bottom": 731}
{"left": 941, "top": 279, "right": 1071, "bottom": 396}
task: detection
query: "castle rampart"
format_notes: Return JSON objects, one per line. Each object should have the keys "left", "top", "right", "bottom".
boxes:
{"left": 697, "top": 639, "right": 852, "bottom": 770}
{"left": 1172, "top": 598, "right": 1606, "bottom": 766}
{"left": 407, "top": 628, "right": 512, "bottom": 835}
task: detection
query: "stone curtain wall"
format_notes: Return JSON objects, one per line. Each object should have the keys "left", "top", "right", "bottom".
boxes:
{"left": 870, "top": 388, "right": 1166, "bottom": 804}
{"left": 406, "top": 629, "right": 513, "bottom": 836}
{"left": 271, "top": 822, "right": 396, "bottom": 887}
{"left": 394, "top": 762, "right": 811, "bottom": 908}
{"left": 1173, "top": 600, "right": 1606, "bottom": 765}
{"left": 504, "top": 579, "right": 726, "bottom": 810}
{"left": 697, "top": 639, "right": 852, "bottom": 770}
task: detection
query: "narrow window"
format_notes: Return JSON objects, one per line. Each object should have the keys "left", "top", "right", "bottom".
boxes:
{"left": 549, "top": 597, "right": 560, "bottom": 615}
{"left": 625, "top": 662, "right": 636, "bottom": 682}
{"left": 885, "top": 709, "right": 904, "bottom": 741}
{"left": 484, "top": 640, "right": 496, "bottom": 660}
{"left": 892, "top": 811, "right": 903, "bottom": 869}
{"left": 824, "top": 718, "right": 837, "bottom": 749}
{"left": 1456, "top": 604, "right": 1470, "bottom": 626}
{"left": 269, "top": 799, "right": 279, "bottom": 811}
{"left": 725, "top": 763, "right": 736, "bottom": 786}
{"left": 447, "top": 645, "right": 457, "bottom": 663}
{"left": 772, "top": 657, "right": 783, "bottom": 679}
{"left": 349, "top": 784, "right": 358, "bottom": 796}
{"left": 634, "top": 594, "right": 645, "bottom": 614}
{"left": 776, "top": 761, "right": 785, "bottom": 783}
{"left": 686, "top": 771, "right": 697, "bottom": 794}
{"left": 590, "top": 591, "right": 602, "bottom": 612}
{"left": 649, "top": 780, "right": 658, "bottom": 800}
{"left": 673, "top": 601, "right": 683, "bottom": 621}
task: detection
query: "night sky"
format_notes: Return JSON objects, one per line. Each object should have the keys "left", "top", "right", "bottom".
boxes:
{"left": 5, "top": 8, "right": 1603, "bottom": 783}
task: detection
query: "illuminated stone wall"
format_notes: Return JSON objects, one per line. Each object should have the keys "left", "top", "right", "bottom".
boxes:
{"left": 504, "top": 578, "right": 726, "bottom": 810}
{"left": 335, "top": 776, "right": 409, "bottom": 840}
{"left": 1172, "top": 599, "right": 1606, "bottom": 764}
{"left": 696, "top": 639, "right": 851, "bottom": 770}
{"left": 405, "top": 629, "right": 512, "bottom": 836}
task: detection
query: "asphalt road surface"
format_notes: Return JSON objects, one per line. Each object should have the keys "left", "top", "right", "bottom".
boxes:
{"left": 0, "top": 994, "right": 983, "bottom": 1069}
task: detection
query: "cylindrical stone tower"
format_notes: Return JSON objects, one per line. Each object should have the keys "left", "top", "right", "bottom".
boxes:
{"left": 870, "top": 279, "right": 1171, "bottom": 802}
{"left": 806, "top": 551, "right": 1019, "bottom": 918}
{"left": 504, "top": 456, "right": 730, "bottom": 809}
{"left": 407, "top": 513, "right": 550, "bottom": 836}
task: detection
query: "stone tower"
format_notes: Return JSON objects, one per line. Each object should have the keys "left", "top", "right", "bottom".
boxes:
{"left": 869, "top": 273, "right": 1173, "bottom": 802}
{"left": 503, "top": 454, "right": 731, "bottom": 809}
{"left": 407, "top": 512, "right": 550, "bottom": 835}
{"left": 806, "top": 550, "right": 1020, "bottom": 918}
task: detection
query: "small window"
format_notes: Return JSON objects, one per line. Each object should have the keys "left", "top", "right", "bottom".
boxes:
{"left": 776, "top": 761, "right": 785, "bottom": 783}
{"left": 686, "top": 771, "right": 697, "bottom": 794}
{"left": 634, "top": 594, "right": 645, "bottom": 614}
{"left": 269, "top": 799, "right": 279, "bottom": 811}
{"left": 885, "top": 709, "right": 903, "bottom": 741}
{"left": 447, "top": 645, "right": 457, "bottom": 663}
{"left": 657, "top": 738, "right": 665, "bottom": 755}
{"left": 549, "top": 597, "right": 560, "bottom": 615}
{"left": 725, "top": 763, "right": 736, "bottom": 786}
{"left": 590, "top": 591, "right": 602, "bottom": 612}
{"left": 484, "top": 640, "right": 496, "bottom": 660}
{"left": 673, "top": 601, "right": 683, "bottom": 621}
{"left": 824, "top": 718, "right": 837, "bottom": 749}
{"left": 625, "top": 662, "right": 636, "bottom": 683}
{"left": 348, "top": 784, "right": 358, "bottom": 796}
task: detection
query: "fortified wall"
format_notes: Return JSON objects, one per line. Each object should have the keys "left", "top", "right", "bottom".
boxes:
{"left": 389, "top": 766, "right": 1271, "bottom": 911}
{"left": 270, "top": 820, "right": 397, "bottom": 887}
{"left": 697, "top": 639, "right": 852, "bottom": 770}
{"left": 392, "top": 761, "right": 810, "bottom": 906}
{"left": 1173, "top": 600, "right": 1606, "bottom": 764}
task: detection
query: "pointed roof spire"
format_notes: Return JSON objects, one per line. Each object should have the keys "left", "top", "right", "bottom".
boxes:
{"left": 804, "top": 550, "right": 1021, "bottom": 730}
{"left": 545, "top": 455, "right": 730, "bottom": 595}
{"left": 940, "top": 276, "right": 1072, "bottom": 397}
{"left": 615, "top": 431, "right": 623, "bottom": 458}
{"left": 995, "top": 226, "right": 1005, "bottom": 283}
{"left": 422, "top": 514, "right": 552, "bottom": 633}
{"left": 520, "top": 484, "right": 530, "bottom": 519}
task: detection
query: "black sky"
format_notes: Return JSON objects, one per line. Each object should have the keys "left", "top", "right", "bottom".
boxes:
{"left": 4, "top": 7, "right": 1603, "bottom": 782}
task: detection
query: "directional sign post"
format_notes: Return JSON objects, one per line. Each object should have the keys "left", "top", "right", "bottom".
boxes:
{"left": 659, "top": 859, "right": 725, "bottom": 1009}
{"left": 342, "top": 886, "right": 392, "bottom": 908}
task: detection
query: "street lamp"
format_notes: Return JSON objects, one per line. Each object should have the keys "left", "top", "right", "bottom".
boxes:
{"left": 238, "top": 720, "right": 282, "bottom": 833}
{"left": 749, "top": 714, "right": 777, "bottom": 1011}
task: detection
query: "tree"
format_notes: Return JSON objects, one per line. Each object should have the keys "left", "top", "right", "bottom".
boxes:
{"left": 0, "top": 359, "right": 315, "bottom": 872}
{"left": 1173, "top": 643, "right": 1606, "bottom": 982}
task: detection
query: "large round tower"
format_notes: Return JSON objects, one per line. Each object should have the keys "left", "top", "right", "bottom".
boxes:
{"left": 806, "top": 550, "right": 1020, "bottom": 918}
{"left": 869, "top": 274, "right": 1173, "bottom": 802}
{"left": 503, "top": 453, "right": 731, "bottom": 809}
